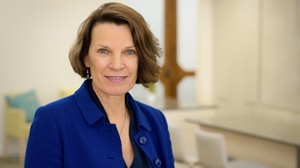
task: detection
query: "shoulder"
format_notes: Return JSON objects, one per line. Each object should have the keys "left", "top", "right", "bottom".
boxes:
{"left": 41, "top": 95, "right": 76, "bottom": 112}
{"left": 34, "top": 95, "right": 77, "bottom": 121}
{"left": 135, "top": 99, "right": 159, "bottom": 110}
{"left": 127, "top": 93, "right": 165, "bottom": 118}
{"left": 127, "top": 94, "right": 168, "bottom": 128}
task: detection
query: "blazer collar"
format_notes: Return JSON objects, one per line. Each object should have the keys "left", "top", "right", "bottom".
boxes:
{"left": 73, "top": 80, "right": 151, "bottom": 132}
{"left": 74, "top": 80, "right": 105, "bottom": 125}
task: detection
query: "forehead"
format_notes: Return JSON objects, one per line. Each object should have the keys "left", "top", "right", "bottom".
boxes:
{"left": 90, "top": 22, "right": 134, "bottom": 46}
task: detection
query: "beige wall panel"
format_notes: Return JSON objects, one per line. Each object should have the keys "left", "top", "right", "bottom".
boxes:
{"left": 261, "top": 0, "right": 300, "bottom": 111}
{"left": 213, "top": 0, "right": 260, "bottom": 105}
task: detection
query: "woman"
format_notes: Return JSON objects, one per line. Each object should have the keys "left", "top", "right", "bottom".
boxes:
{"left": 24, "top": 2, "right": 174, "bottom": 168}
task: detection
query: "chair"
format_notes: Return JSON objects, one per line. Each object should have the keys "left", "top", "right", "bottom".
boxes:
{"left": 168, "top": 124, "right": 199, "bottom": 168}
{"left": 3, "top": 90, "right": 39, "bottom": 163}
{"left": 3, "top": 105, "right": 31, "bottom": 163}
{"left": 195, "top": 129, "right": 272, "bottom": 168}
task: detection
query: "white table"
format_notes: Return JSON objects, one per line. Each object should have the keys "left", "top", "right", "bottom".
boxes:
{"left": 187, "top": 110, "right": 300, "bottom": 168}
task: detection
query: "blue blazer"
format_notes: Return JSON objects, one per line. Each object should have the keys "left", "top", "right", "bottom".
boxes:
{"left": 25, "top": 80, "right": 174, "bottom": 168}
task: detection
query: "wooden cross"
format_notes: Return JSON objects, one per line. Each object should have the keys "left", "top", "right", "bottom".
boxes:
{"left": 159, "top": 0, "right": 195, "bottom": 99}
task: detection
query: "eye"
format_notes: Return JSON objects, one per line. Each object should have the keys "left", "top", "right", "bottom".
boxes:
{"left": 97, "top": 48, "right": 109, "bottom": 54}
{"left": 124, "top": 49, "right": 136, "bottom": 55}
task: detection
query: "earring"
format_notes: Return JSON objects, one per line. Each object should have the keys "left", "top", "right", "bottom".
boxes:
{"left": 86, "top": 67, "right": 91, "bottom": 79}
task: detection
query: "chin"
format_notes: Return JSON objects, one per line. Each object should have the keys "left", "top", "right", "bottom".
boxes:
{"left": 106, "top": 89, "right": 128, "bottom": 96}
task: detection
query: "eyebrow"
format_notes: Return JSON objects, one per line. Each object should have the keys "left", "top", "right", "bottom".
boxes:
{"left": 96, "top": 44, "right": 108, "bottom": 48}
{"left": 96, "top": 44, "right": 136, "bottom": 49}
{"left": 125, "top": 46, "right": 136, "bottom": 49}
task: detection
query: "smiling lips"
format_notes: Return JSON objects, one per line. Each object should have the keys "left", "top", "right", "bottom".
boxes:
{"left": 106, "top": 76, "right": 127, "bottom": 82}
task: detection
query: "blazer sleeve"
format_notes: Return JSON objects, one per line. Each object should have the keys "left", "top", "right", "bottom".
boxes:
{"left": 25, "top": 106, "right": 63, "bottom": 168}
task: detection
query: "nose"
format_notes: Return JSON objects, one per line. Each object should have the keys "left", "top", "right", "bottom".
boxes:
{"left": 108, "top": 55, "right": 125, "bottom": 70}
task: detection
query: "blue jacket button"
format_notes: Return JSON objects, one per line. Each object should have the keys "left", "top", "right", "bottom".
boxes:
{"left": 154, "top": 158, "right": 162, "bottom": 167}
{"left": 139, "top": 136, "right": 147, "bottom": 144}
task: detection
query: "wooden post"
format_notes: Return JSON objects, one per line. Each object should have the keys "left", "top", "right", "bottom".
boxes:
{"left": 160, "top": 0, "right": 195, "bottom": 99}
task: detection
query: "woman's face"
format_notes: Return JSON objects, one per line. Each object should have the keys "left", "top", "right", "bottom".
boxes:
{"left": 84, "top": 22, "right": 138, "bottom": 97}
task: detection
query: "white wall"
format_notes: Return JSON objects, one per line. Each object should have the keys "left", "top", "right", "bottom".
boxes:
{"left": 0, "top": 0, "right": 199, "bottom": 156}
{"left": 197, "top": 0, "right": 214, "bottom": 105}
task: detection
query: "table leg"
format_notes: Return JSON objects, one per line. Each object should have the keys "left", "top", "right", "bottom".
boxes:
{"left": 297, "top": 146, "right": 300, "bottom": 168}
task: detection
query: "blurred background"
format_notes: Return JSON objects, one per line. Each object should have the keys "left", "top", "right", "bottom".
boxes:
{"left": 0, "top": 0, "right": 299, "bottom": 167}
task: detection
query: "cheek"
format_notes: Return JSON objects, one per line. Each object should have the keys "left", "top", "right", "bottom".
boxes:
{"left": 91, "top": 58, "right": 108, "bottom": 69}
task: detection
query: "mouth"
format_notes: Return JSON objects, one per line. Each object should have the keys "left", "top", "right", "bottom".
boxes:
{"left": 106, "top": 76, "right": 127, "bottom": 82}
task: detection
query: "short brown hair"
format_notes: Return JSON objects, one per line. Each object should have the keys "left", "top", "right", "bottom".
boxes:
{"left": 69, "top": 2, "right": 161, "bottom": 86}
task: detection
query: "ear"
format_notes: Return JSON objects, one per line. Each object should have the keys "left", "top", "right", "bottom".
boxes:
{"left": 84, "top": 55, "right": 90, "bottom": 67}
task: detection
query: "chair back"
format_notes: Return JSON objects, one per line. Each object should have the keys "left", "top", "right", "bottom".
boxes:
{"left": 4, "top": 91, "right": 36, "bottom": 138}
{"left": 168, "top": 124, "right": 186, "bottom": 162}
{"left": 195, "top": 130, "right": 229, "bottom": 168}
